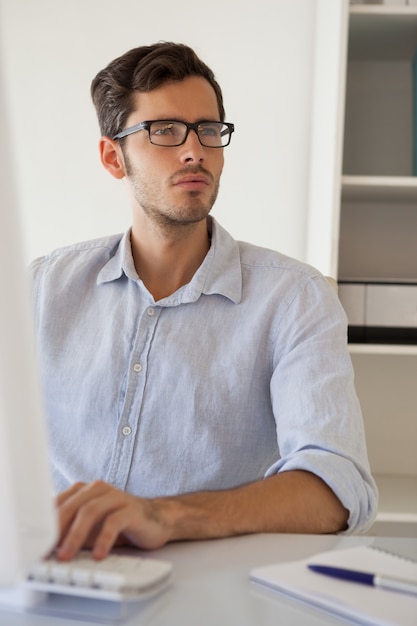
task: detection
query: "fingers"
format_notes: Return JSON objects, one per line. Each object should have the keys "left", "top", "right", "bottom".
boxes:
{"left": 89, "top": 509, "right": 133, "bottom": 560}
{"left": 55, "top": 481, "right": 170, "bottom": 561}
{"left": 55, "top": 482, "right": 87, "bottom": 542}
{"left": 56, "top": 481, "right": 121, "bottom": 560}
{"left": 56, "top": 481, "right": 87, "bottom": 507}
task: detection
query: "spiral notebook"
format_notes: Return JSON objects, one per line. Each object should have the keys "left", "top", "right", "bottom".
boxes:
{"left": 250, "top": 542, "right": 417, "bottom": 626}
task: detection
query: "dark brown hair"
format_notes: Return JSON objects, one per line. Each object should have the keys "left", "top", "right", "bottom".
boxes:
{"left": 91, "top": 42, "right": 225, "bottom": 138}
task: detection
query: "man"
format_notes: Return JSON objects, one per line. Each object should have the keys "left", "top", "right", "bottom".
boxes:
{"left": 31, "top": 42, "right": 377, "bottom": 561}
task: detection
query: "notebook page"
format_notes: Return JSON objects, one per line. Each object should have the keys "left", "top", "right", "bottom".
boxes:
{"left": 250, "top": 545, "right": 417, "bottom": 626}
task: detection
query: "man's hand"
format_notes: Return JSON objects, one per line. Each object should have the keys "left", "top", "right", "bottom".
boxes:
{"left": 56, "top": 481, "right": 171, "bottom": 560}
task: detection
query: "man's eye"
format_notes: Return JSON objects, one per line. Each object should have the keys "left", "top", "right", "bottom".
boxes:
{"left": 152, "top": 124, "right": 178, "bottom": 136}
{"left": 200, "top": 125, "right": 220, "bottom": 137}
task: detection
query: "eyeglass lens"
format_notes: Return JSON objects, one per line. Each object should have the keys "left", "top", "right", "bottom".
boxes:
{"left": 149, "top": 121, "right": 231, "bottom": 147}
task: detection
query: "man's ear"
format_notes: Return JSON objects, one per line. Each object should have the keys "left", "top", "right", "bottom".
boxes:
{"left": 99, "top": 136, "right": 126, "bottom": 179}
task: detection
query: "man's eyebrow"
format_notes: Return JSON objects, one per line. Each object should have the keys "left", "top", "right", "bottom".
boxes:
{"left": 147, "top": 118, "right": 221, "bottom": 123}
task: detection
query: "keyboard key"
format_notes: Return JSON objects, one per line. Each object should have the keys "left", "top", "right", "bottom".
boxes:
{"left": 26, "top": 551, "right": 173, "bottom": 600}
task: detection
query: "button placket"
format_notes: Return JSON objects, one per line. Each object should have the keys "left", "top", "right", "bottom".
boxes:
{"left": 107, "top": 304, "right": 161, "bottom": 489}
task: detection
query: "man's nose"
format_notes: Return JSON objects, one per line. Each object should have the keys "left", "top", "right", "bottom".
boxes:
{"left": 179, "top": 128, "right": 205, "bottom": 163}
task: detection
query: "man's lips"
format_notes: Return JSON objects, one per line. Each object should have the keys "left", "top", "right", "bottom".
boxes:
{"left": 172, "top": 171, "right": 211, "bottom": 191}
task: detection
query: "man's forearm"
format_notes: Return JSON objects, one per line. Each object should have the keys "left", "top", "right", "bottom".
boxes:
{"left": 152, "top": 470, "right": 349, "bottom": 543}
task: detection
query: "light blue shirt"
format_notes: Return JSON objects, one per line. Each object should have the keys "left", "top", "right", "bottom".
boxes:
{"left": 31, "top": 217, "right": 377, "bottom": 533}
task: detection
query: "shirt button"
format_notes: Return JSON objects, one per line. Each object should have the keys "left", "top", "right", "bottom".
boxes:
{"left": 133, "top": 363, "right": 142, "bottom": 373}
{"left": 147, "top": 307, "right": 155, "bottom": 316}
{"left": 122, "top": 426, "right": 132, "bottom": 436}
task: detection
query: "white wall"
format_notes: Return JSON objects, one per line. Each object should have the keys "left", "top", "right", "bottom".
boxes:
{"left": 0, "top": 0, "right": 317, "bottom": 264}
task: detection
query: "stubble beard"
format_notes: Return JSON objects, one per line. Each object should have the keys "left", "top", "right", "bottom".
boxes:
{"left": 125, "top": 157, "right": 220, "bottom": 236}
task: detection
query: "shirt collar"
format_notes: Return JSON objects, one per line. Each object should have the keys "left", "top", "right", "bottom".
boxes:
{"left": 97, "top": 217, "right": 242, "bottom": 305}
{"left": 96, "top": 230, "right": 133, "bottom": 284}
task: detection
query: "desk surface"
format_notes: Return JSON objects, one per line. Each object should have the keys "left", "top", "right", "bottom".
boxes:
{"left": 0, "top": 533, "right": 414, "bottom": 626}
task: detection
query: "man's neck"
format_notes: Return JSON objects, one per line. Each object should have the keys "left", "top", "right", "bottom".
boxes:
{"left": 130, "top": 217, "right": 211, "bottom": 301}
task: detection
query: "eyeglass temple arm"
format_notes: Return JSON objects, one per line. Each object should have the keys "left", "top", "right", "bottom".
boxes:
{"left": 221, "top": 124, "right": 234, "bottom": 137}
{"left": 113, "top": 121, "right": 147, "bottom": 140}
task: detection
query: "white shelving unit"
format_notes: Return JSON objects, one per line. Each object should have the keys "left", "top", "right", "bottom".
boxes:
{"left": 340, "top": 3, "right": 417, "bottom": 535}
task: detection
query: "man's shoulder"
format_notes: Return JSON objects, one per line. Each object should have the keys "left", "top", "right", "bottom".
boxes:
{"left": 211, "top": 219, "right": 326, "bottom": 301}
{"left": 30, "top": 233, "right": 124, "bottom": 274}
{"left": 237, "top": 239, "right": 321, "bottom": 281}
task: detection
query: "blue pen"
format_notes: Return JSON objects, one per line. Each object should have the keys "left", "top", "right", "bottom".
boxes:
{"left": 307, "top": 564, "right": 417, "bottom": 597}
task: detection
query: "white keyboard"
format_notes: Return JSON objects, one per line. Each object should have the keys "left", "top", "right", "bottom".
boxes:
{"left": 24, "top": 551, "right": 173, "bottom": 601}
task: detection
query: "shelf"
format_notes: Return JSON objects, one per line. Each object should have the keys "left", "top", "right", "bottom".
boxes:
{"left": 349, "top": 344, "right": 417, "bottom": 356}
{"left": 349, "top": 6, "right": 417, "bottom": 61}
{"left": 351, "top": 4, "right": 417, "bottom": 16}
{"left": 342, "top": 175, "right": 417, "bottom": 201}
{"left": 373, "top": 474, "right": 417, "bottom": 523}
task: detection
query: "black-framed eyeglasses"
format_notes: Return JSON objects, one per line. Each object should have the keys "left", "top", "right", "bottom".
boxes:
{"left": 112, "top": 120, "right": 235, "bottom": 148}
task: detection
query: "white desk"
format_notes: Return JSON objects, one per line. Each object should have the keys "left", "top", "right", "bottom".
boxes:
{"left": 0, "top": 533, "right": 414, "bottom": 625}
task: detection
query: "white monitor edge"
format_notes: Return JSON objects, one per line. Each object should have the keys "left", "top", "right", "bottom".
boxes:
{"left": 0, "top": 53, "right": 57, "bottom": 588}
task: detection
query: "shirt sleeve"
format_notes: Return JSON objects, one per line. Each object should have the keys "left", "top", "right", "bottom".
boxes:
{"left": 265, "top": 273, "right": 378, "bottom": 533}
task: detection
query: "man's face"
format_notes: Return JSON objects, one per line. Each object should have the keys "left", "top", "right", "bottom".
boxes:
{"left": 119, "top": 76, "right": 225, "bottom": 231}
